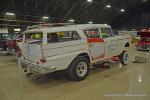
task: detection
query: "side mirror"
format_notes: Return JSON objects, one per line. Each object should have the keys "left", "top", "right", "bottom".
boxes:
{"left": 87, "top": 38, "right": 104, "bottom": 43}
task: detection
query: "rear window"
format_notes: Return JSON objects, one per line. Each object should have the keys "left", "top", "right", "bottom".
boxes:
{"left": 139, "top": 32, "right": 150, "bottom": 37}
{"left": 47, "top": 31, "right": 80, "bottom": 43}
{"left": 25, "top": 33, "right": 43, "bottom": 43}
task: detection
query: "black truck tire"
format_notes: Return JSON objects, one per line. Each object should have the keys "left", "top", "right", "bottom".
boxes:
{"left": 67, "top": 56, "right": 90, "bottom": 81}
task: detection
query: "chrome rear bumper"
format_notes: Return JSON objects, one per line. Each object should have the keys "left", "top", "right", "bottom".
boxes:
{"left": 20, "top": 59, "right": 56, "bottom": 74}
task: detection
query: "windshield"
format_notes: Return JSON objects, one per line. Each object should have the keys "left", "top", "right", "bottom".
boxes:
{"left": 0, "top": 33, "right": 9, "bottom": 39}
{"left": 141, "top": 37, "right": 150, "bottom": 42}
{"left": 10, "top": 33, "right": 23, "bottom": 40}
{"left": 139, "top": 32, "right": 150, "bottom": 37}
{"left": 25, "top": 32, "right": 43, "bottom": 43}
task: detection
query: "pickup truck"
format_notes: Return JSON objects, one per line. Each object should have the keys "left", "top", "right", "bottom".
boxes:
{"left": 6, "top": 34, "right": 22, "bottom": 56}
{"left": 19, "top": 24, "right": 131, "bottom": 81}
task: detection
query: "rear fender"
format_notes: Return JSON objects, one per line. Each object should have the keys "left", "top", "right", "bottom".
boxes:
{"left": 43, "top": 51, "right": 91, "bottom": 71}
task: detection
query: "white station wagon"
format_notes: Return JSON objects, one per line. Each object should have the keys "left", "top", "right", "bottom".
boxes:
{"left": 20, "top": 23, "right": 131, "bottom": 81}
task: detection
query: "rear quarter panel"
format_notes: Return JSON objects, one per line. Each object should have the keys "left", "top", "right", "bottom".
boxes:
{"left": 41, "top": 28, "right": 91, "bottom": 71}
{"left": 42, "top": 39, "right": 90, "bottom": 70}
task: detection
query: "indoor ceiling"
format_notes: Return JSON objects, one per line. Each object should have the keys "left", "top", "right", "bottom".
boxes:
{"left": 0, "top": 0, "right": 150, "bottom": 29}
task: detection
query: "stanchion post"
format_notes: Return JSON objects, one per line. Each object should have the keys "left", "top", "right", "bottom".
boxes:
{"left": 17, "top": 59, "right": 23, "bottom": 100}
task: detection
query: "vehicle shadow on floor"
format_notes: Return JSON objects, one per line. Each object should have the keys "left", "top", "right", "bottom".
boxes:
{"left": 25, "top": 62, "right": 127, "bottom": 86}
{"left": 0, "top": 52, "right": 17, "bottom": 63}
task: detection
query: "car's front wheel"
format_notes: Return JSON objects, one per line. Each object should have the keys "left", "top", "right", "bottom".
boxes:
{"left": 119, "top": 51, "right": 128, "bottom": 65}
{"left": 67, "top": 57, "right": 89, "bottom": 81}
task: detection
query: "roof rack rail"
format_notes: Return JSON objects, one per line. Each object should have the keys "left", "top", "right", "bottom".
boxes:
{"left": 27, "top": 23, "right": 75, "bottom": 30}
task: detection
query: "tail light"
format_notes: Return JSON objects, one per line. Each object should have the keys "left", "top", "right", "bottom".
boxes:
{"left": 40, "top": 58, "right": 46, "bottom": 63}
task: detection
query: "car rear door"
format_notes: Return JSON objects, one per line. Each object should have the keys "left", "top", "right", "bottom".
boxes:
{"left": 84, "top": 29, "right": 105, "bottom": 62}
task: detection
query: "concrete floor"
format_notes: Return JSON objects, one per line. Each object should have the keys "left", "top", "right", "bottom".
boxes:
{"left": 0, "top": 47, "right": 150, "bottom": 100}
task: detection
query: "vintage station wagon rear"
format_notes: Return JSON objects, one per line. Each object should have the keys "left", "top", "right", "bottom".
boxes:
{"left": 20, "top": 23, "right": 131, "bottom": 81}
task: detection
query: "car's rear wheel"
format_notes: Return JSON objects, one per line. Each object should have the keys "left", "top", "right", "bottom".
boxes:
{"left": 119, "top": 51, "right": 128, "bottom": 65}
{"left": 67, "top": 57, "right": 89, "bottom": 81}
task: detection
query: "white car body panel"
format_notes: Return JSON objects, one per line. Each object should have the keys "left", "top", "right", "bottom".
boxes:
{"left": 42, "top": 39, "right": 90, "bottom": 70}
{"left": 22, "top": 44, "right": 43, "bottom": 62}
{"left": 104, "top": 36, "right": 131, "bottom": 58}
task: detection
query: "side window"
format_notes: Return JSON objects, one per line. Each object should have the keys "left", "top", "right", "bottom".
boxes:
{"left": 84, "top": 29, "right": 100, "bottom": 38}
{"left": 101, "top": 28, "right": 112, "bottom": 38}
{"left": 47, "top": 31, "right": 80, "bottom": 43}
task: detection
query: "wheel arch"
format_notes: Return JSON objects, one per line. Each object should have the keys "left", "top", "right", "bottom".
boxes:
{"left": 124, "top": 42, "right": 130, "bottom": 47}
{"left": 76, "top": 53, "right": 91, "bottom": 63}
{"left": 66, "top": 52, "right": 91, "bottom": 70}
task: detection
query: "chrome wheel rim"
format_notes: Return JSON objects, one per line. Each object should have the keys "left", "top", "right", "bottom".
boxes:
{"left": 76, "top": 62, "right": 88, "bottom": 77}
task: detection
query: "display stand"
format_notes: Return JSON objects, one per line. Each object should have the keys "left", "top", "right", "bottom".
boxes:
{"left": 133, "top": 49, "right": 150, "bottom": 63}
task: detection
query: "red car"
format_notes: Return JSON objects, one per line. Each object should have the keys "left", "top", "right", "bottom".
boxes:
{"left": 6, "top": 34, "right": 22, "bottom": 57}
{"left": 137, "top": 29, "right": 150, "bottom": 50}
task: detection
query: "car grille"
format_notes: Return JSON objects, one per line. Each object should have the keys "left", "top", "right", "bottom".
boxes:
{"left": 138, "top": 44, "right": 150, "bottom": 50}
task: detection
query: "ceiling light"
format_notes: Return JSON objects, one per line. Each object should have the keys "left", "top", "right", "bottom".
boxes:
{"left": 87, "top": 0, "right": 93, "bottom": 2}
{"left": 6, "top": 12, "right": 15, "bottom": 16}
{"left": 142, "top": 0, "right": 147, "bottom": 2}
{"left": 120, "top": 9, "right": 125, "bottom": 12}
{"left": 106, "top": 5, "right": 111, "bottom": 8}
{"left": 69, "top": 19, "right": 75, "bottom": 22}
{"left": 14, "top": 28, "right": 21, "bottom": 32}
{"left": 88, "top": 21, "right": 93, "bottom": 24}
{"left": 42, "top": 16, "right": 49, "bottom": 19}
